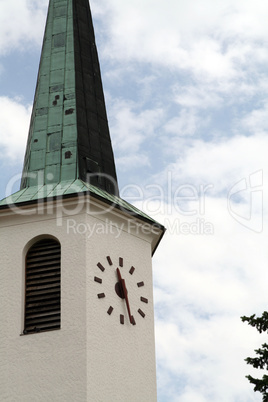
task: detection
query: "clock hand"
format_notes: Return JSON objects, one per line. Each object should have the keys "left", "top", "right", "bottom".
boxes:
{"left": 121, "top": 278, "right": 134, "bottom": 325}
{"left": 116, "top": 268, "right": 134, "bottom": 325}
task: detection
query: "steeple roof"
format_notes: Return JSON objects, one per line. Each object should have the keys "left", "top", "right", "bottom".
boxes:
{"left": 0, "top": 0, "right": 166, "bottom": 246}
{"left": 20, "top": 0, "right": 118, "bottom": 195}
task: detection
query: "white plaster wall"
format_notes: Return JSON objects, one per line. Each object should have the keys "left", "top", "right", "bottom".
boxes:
{"left": 0, "top": 209, "right": 88, "bottom": 401}
{"left": 84, "top": 213, "right": 157, "bottom": 402}
{"left": 0, "top": 197, "right": 160, "bottom": 401}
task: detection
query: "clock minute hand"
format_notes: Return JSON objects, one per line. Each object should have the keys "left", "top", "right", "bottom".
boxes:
{"left": 122, "top": 278, "right": 134, "bottom": 324}
{"left": 116, "top": 268, "right": 134, "bottom": 325}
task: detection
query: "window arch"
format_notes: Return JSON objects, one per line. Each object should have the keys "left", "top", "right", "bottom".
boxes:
{"left": 24, "top": 238, "right": 61, "bottom": 334}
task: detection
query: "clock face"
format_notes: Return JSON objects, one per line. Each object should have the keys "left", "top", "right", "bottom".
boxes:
{"left": 94, "top": 256, "right": 149, "bottom": 325}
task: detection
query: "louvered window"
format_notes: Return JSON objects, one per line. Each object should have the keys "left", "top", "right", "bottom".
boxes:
{"left": 24, "top": 239, "right": 61, "bottom": 334}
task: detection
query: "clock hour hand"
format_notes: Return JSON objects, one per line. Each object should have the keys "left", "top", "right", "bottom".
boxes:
{"left": 116, "top": 268, "right": 134, "bottom": 325}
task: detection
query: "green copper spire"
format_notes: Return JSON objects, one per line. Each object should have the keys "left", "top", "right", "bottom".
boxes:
{"left": 20, "top": 0, "right": 118, "bottom": 195}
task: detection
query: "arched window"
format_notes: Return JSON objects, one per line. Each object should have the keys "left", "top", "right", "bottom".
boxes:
{"left": 24, "top": 238, "right": 61, "bottom": 334}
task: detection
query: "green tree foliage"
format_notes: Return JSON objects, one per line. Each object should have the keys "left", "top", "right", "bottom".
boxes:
{"left": 241, "top": 312, "right": 268, "bottom": 401}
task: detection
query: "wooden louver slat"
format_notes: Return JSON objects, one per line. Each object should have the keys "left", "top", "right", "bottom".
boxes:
{"left": 24, "top": 239, "right": 61, "bottom": 334}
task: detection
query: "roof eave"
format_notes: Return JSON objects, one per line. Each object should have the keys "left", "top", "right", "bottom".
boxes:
{"left": 0, "top": 190, "right": 165, "bottom": 255}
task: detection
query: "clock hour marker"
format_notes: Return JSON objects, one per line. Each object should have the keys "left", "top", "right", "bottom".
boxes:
{"left": 98, "top": 293, "right": 105, "bottom": 299}
{"left": 119, "top": 257, "right": 123, "bottom": 267}
{"left": 120, "top": 314, "right": 124, "bottom": 325}
{"left": 107, "top": 256, "right": 113, "bottom": 266}
{"left": 129, "top": 266, "right": 135, "bottom": 275}
{"left": 131, "top": 316, "right": 136, "bottom": 325}
{"left": 107, "top": 306, "right": 114, "bottom": 315}
{"left": 94, "top": 276, "right": 102, "bottom": 284}
{"left": 137, "top": 281, "right": 144, "bottom": 288}
{"left": 141, "top": 297, "right": 148, "bottom": 304}
{"left": 138, "top": 309, "right": 145, "bottom": 318}
{"left": 97, "top": 262, "right": 105, "bottom": 272}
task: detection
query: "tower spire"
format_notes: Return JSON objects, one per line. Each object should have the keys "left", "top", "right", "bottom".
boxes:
{"left": 21, "top": 0, "right": 118, "bottom": 195}
{"left": 0, "top": 4, "right": 165, "bottom": 399}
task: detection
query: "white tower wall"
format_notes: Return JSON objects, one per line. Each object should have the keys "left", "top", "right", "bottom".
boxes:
{"left": 0, "top": 196, "right": 160, "bottom": 401}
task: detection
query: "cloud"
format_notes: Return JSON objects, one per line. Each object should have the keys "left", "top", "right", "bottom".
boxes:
{"left": 110, "top": 100, "right": 164, "bottom": 150}
{"left": 116, "top": 153, "right": 150, "bottom": 172}
{"left": 156, "top": 133, "right": 268, "bottom": 197}
{"left": 0, "top": 96, "right": 31, "bottom": 161}
{"left": 131, "top": 122, "right": 268, "bottom": 400}
{"left": 173, "top": 86, "right": 224, "bottom": 110}
{"left": 152, "top": 196, "right": 268, "bottom": 401}
{"left": 0, "top": 0, "right": 47, "bottom": 55}
{"left": 156, "top": 313, "right": 263, "bottom": 401}
{"left": 241, "top": 102, "right": 268, "bottom": 134}
{"left": 96, "top": 0, "right": 268, "bottom": 83}
{"left": 164, "top": 109, "right": 209, "bottom": 139}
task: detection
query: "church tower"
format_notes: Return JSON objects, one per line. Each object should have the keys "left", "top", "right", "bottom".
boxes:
{"left": 0, "top": 1, "right": 164, "bottom": 401}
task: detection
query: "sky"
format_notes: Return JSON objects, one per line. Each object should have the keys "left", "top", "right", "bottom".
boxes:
{"left": 0, "top": 0, "right": 268, "bottom": 401}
